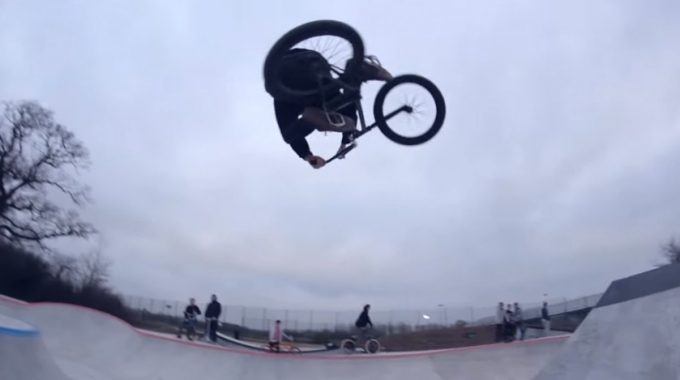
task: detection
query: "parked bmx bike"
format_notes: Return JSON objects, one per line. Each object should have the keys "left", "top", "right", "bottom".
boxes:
{"left": 262, "top": 341, "right": 302, "bottom": 353}
{"left": 176, "top": 317, "right": 198, "bottom": 341}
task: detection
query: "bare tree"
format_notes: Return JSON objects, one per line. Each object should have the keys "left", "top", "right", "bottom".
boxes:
{"left": 50, "top": 253, "right": 80, "bottom": 283}
{"left": 660, "top": 238, "right": 680, "bottom": 266}
{"left": 0, "top": 101, "right": 95, "bottom": 249}
{"left": 77, "top": 249, "right": 111, "bottom": 289}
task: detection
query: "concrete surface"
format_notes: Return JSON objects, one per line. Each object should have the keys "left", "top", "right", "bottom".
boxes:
{"left": 1, "top": 264, "right": 678, "bottom": 379}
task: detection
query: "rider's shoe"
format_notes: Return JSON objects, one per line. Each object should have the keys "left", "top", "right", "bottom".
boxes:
{"left": 360, "top": 55, "right": 393, "bottom": 82}
{"left": 341, "top": 130, "right": 356, "bottom": 145}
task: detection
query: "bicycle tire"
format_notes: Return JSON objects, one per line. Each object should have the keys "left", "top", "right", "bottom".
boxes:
{"left": 340, "top": 339, "right": 356, "bottom": 354}
{"left": 373, "top": 74, "right": 446, "bottom": 145}
{"left": 264, "top": 20, "right": 365, "bottom": 103}
{"left": 365, "top": 339, "right": 381, "bottom": 354}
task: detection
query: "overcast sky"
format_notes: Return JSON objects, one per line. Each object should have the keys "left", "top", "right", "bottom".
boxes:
{"left": 1, "top": 0, "right": 679, "bottom": 315}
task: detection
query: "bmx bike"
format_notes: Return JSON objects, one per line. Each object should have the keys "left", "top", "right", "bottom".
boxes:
{"left": 176, "top": 317, "right": 198, "bottom": 341}
{"left": 262, "top": 340, "right": 302, "bottom": 353}
{"left": 264, "top": 20, "right": 446, "bottom": 164}
{"left": 340, "top": 333, "right": 381, "bottom": 354}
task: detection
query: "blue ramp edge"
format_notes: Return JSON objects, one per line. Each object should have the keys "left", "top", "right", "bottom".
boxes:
{"left": 0, "top": 314, "right": 39, "bottom": 337}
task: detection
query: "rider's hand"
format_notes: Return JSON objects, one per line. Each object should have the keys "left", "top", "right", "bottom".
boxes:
{"left": 305, "top": 155, "right": 326, "bottom": 169}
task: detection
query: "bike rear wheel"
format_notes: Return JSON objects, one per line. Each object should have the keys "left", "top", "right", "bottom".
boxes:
{"left": 373, "top": 74, "right": 446, "bottom": 145}
{"left": 264, "top": 20, "right": 365, "bottom": 103}
{"left": 340, "top": 339, "right": 356, "bottom": 354}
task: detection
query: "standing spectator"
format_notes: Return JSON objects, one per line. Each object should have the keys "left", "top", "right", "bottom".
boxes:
{"left": 205, "top": 294, "right": 222, "bottom": 343}
{"left": 495, "top": 302, "right": 505, "bottom": 342}
{"left": 176, "top": 298, "right": 201, "bottom": 340}
{"left": 504, "top": 303, "right": 515, "bottom": 342}
{"left": 541, "top": 301, "right": 551, "bottom": 336}
{"left": 268, "top": 320, "right": 293, "bottom": 352}
{"left": 513, "top": 302, "right": 526, "bottom": 341}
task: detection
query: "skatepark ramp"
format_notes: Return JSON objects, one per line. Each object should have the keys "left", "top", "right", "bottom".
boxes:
{"left": 0, "top": 263, "right": 678, "bottom": 379}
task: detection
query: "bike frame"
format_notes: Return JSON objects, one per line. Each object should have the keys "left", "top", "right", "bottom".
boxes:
{"left": 320, "top": 72, "right": 413, "bottom": 163}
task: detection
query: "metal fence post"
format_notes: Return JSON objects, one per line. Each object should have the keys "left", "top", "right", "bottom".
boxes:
{"left": 285, "top": 309, "right": 289, "bottom": 330}
{"left": 262, "top": 308, "right": 267, "bottom": 331}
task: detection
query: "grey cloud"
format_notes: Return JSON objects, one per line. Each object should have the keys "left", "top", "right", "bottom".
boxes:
{"left": 1, "top": 0, "right": 679, "bottom": 312}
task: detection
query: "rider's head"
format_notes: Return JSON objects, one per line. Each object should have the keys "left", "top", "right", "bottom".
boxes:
{"left": 364, "top": 304, "right": 370, "bottom": 311}
{"left": 211, "top": 294, "right": 217, "bottom": 302}
{"left": 275, "top": 320, "right": 281, "bottom": 324}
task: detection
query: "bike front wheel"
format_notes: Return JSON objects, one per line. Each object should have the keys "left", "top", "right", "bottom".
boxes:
{"left": 365, "top": 339, "right": 381, "bottom": 354}
{"left": 373, "top": 74, "right": 446, "bottom": 145}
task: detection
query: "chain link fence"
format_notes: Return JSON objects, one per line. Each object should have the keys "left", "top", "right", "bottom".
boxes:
{"left": 123, "top": 293, "right": 603, "bottom": 335}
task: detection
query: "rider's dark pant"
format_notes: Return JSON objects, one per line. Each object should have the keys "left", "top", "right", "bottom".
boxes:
{"left": 177, "top": 318, "right": 196, "bottom": 338}
{"left": 275, "top": 48, "right": 360, "bottom": 157}
{"left": 354, "top": 325, "right": 370, "bottom": 345}
{"left": 207, "top": 319, "right": 219, "bottom": 342}
{"left": 279, "top": 99, "right": 357, "bottom": 146}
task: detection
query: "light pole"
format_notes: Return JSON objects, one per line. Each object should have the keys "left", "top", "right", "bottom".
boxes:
{"left": 437, "top": 304, "right": 447, "bottom": 326}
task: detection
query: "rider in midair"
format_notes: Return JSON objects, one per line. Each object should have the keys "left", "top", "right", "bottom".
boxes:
{"left": 271, "top": 50, "right": 392, "bottom": 169}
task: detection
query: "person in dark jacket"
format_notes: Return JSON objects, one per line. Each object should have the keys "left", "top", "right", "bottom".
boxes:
{"left": 176, "top": 298, "right": 201, "bottom": 340}
{"left": 541, "top": 301, "right": 551, "bottom": 336}
{"left": 355, "top": 304, "right": 374, "bottom": 345}
{"left": 204, "top": 294, "right": 222, "bottom": 343}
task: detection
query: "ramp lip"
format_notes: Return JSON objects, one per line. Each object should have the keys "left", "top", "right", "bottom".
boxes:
{"left": 596, "top": 263, "right": 680, "bottom": 308}
{"left": 0, "top": 313, "right": 39, "bottom": 337}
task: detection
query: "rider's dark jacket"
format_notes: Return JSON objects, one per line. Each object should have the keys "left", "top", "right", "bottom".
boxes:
{"left": 183, "top": 305, "right": 201, "bottom": 320}
{"left": 274, "top": 99, "right": 314, "bottom": 159}
{"left": 272, "top": 48, "right": 357, "bottom": 160}
{"left": 205, "top": 301, "right": 222, "bottom": 319}
{"left": 355, "top": 310, "right": 373, "bottom": 328}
